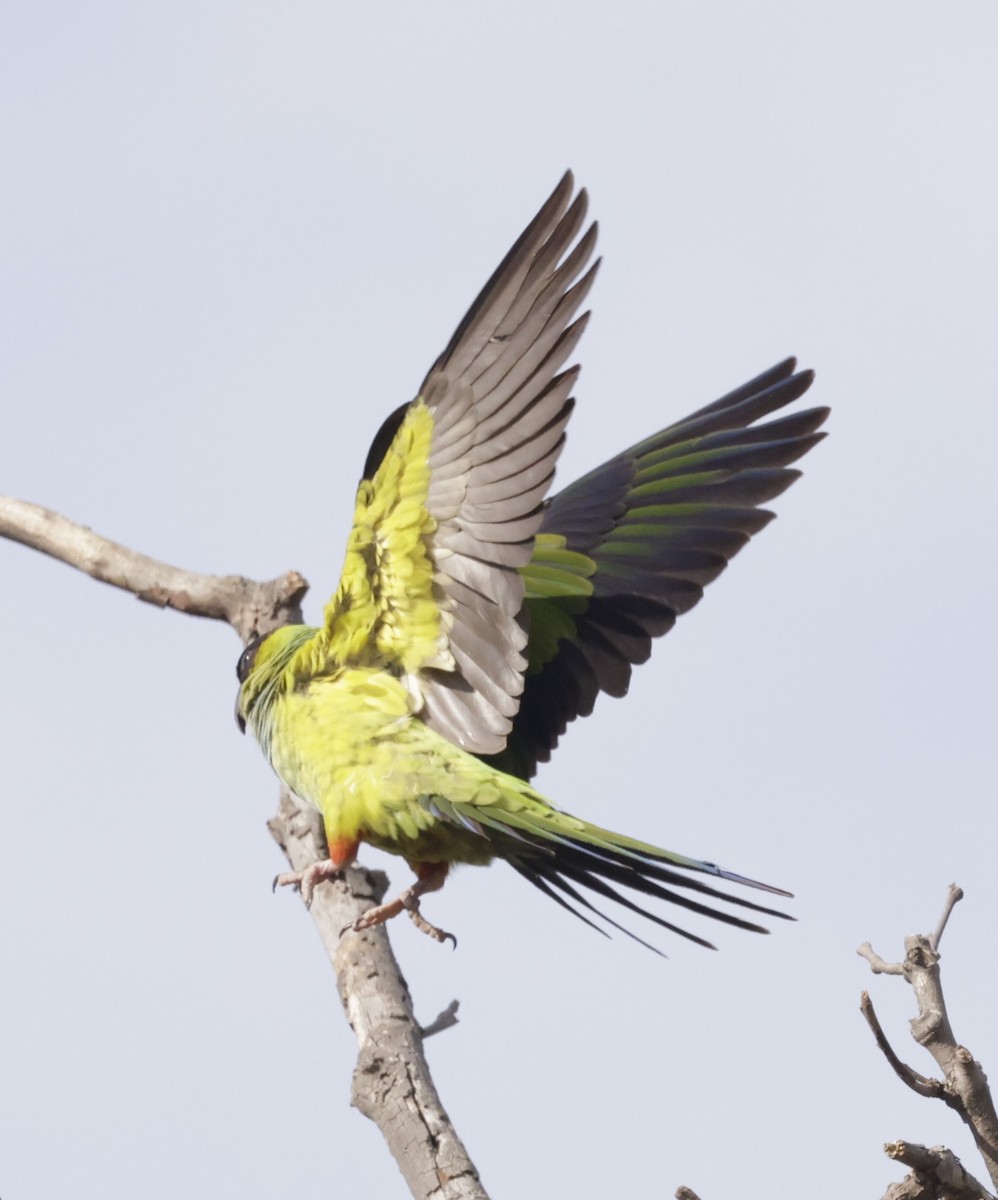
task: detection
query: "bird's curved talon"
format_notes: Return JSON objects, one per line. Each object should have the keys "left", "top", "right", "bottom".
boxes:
{"left": 337, "top": 916, "right": 389, "bottom": 939}
{"left": 272, "top": 860, "right": 342, "bottom": 908}
{"left": 405, "top": 902, "right": 456, "bottom": 947}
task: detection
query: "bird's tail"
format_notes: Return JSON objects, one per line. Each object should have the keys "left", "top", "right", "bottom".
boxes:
{"left": 504, "top": 816, "right": 792, "bottom": 954}
{"left": 428, "top": 787, "right": 792, "bottom": 954}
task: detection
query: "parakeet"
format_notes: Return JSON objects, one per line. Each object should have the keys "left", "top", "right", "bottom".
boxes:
{"left": 237, "top": 173, "right": 827, "bottom": 952}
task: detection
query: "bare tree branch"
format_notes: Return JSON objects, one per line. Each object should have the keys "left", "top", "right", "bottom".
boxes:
{"left": 268, "top": 791, "right": 488, "bottom": 1200}
{"left": 879, "top": 1142, "right": 995, "bottom": 1200}
{"left": 860, "top": 991, "right": 943, "bottom": 1100}
{"left": 421, "top": 1000, "right": 461, "bottom": 1040}
{"left": 858, "top": 942, "right": 905, "bottom": 976}
{"left": 0, "top": 494, "right": 306, "bottom": 640}
{"left": 2, "top": 496, "right": 488, "bottom": 1200}
{"left": 930, "top": 883, "right": 964, "bottom": 953}
{"left": 860, "top": 888, "right": 998, "bottom": 1193}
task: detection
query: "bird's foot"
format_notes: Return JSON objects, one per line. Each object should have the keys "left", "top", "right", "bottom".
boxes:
{"left": 273, "top": 858, "right": 343, "bottom": 908}
{"left": 404, "top": 896, "right": 457, "bottom": 948}
{"left": 346, "top": 884, "right": 457, "bottom": 948}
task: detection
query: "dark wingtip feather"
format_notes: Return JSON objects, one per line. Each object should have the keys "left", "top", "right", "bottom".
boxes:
{"left": 428, "top": 172, "right": 581, "bottom": 377}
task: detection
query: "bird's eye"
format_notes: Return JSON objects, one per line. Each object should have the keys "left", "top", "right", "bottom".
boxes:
{"left": 236, "top": 635, "right": 265, "bottom": 683}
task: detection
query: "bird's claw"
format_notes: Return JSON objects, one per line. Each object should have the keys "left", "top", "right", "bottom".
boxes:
{"left": 406, "top": 904, "right": 457, "bottom": 948}
{"left": 272, "top": 859, "right": 342, "bottom": 908}
{"left": 340, "top": 889, "right": 457, "bottom": 947}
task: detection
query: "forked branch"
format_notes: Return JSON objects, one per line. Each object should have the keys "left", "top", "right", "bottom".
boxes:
{"left": 0, "top": 493, "right": 488, "bottom": 1200}
{"left": 859, "top": 886, "right": 998, "bottom": 1197}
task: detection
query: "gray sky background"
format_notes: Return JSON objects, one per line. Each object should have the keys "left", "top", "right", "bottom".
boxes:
{"left": 2, "top": 3, "right": 997, "bottom": 1197}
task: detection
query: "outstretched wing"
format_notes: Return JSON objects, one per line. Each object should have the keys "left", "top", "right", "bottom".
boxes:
{"left": 486, "top": 358, "right": 829, "bottom": 779}
{"left": 295, "top": 173, "right": 599, "bottom": 753}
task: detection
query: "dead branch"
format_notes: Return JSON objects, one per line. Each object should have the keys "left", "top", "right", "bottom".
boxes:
{"left": 931, "top": 885, "right": 964, "bottom": 953}
{"left": 858, "top": 942, "right": 906, "bottom": 977}
{"left": 880, "top": 1142, "right": 994, "bottom": 1200}
{"left": 860, "top": 991, "right": 943, "bottom": 1101}
{"left": 268, "top": 792, "right": 487, "bottom": 1199}
{"left": 1, "top": 494, "right": 488, "bottom": 1200}
{"left": 0, "top": 494, "right": 306, "bottom": 640}
{"left": 860, "top": 886, "right": 998, "bottom": 1195}
{"left": 421, "top": 1000, "right": 461, "bottom": 1040}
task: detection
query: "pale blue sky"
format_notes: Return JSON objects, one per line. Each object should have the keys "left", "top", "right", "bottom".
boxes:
{"left": 2, "top": 3, "right": 997, "bottom": 1197}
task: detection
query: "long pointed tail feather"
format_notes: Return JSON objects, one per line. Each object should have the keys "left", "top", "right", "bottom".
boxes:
{"left": 510, "top": 860, "right": 671, "bottom": 956}
{"left": 542, "top": 839, "right": 791, "bottom": 923}
{"left": 432, "top": 766, "right": 793, "bottom": 951}
{"left": 501, "top": 820, "right": 793, "bottom": 952}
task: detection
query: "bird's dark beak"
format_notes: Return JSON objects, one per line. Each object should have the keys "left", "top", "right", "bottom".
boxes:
{"left": 235, "top": 694, "right": 246, "bottom": 735}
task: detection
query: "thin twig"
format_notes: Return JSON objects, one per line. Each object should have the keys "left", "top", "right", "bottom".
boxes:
{"left": 422, "top": 1000, "right": 461, "bottom": 1040}
{"left": 860, "top": 992, "right": 943, "bottom": 1099}
{"left": 930, "top": 884, "right": 964, "bottom": 952}
{"left": 857, "top": 942, "right": 905, "bottom": 976}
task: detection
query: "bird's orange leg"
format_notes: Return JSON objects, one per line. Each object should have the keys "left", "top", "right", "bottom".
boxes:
{"left": 350, "top": 862, "right": 455, "bottom": 946}
{"left": 273, "top": 838, "right": 358, "bottom": 908}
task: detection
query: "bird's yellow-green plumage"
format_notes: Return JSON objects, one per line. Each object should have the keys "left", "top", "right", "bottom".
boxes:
{"left": 292, "top": 399, "right": 445, "bottom": 679}
{"left": 237, "top": 173, "right": 828, "bottom": 951}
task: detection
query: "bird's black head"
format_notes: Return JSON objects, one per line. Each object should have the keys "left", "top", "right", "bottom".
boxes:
{"left": 236, "top": 634, "right": 265, "bottom": 684}
{"left": 234, "top": 633, "right": 266, "bottom": 733}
